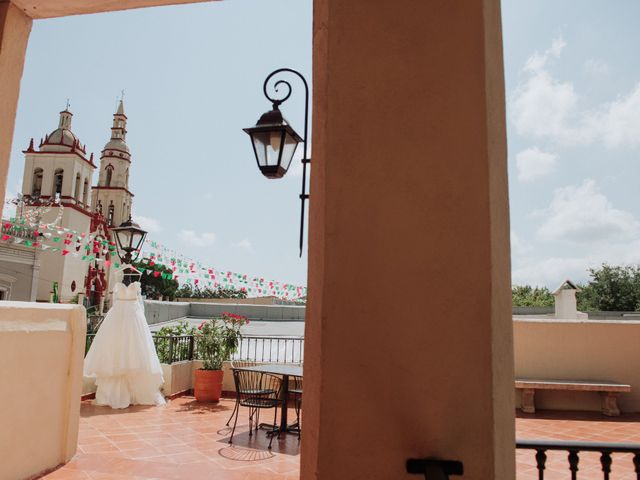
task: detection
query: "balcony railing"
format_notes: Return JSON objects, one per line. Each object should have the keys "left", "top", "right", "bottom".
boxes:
{"left": 85, "top": 333, "right": 304, "bottom": 365}
{"left": 517, "top": 439, "right": 640, "bottom": 479}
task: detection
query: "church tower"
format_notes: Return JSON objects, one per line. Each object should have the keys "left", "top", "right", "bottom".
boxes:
{"left": 91, "top": 100, "right": 134, "bottom": 227}
{"left": 21, "top": 107, "right": 97, "bottom": 301}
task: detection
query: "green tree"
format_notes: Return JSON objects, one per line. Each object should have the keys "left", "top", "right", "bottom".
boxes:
{"left": 577, "top": 264, "right": 640, "bottom": 312}
{"left": 174, "top": 284, "right": 247, "bottom": 299}
{"left": 134, "top": 261, "right": 179, "bottom": 300}
{"left": 511, "top": 285, "right": 554, "bottom": 307}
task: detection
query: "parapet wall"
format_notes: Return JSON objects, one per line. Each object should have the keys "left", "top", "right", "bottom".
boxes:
{"left": 514, "top": 319, "right": 640, "bottom": 413}
{"left": 0, "top": 302, "right": 86, "bottom": 480}
{"left": 143, "top": 300, "right": 191, "bottom": 325}
{"left": 188, "top": 301, "right": 305, "bottom": 321}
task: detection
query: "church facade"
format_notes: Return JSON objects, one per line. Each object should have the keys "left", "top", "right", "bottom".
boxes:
{"left": 8, "top": 100, "right": 137, "bottom": 304}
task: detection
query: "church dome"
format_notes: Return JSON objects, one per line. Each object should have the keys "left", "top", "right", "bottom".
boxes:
{"left": 39, "top": 109, "right": 86, "bottom": 154}
{"left": 102, "top": 138, "right": 130, "bottom": 154}
{"left": 42, "top": 128, "right": 78, "bottom": 148}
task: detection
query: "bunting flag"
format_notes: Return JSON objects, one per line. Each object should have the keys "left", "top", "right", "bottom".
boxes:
{"left": 0, "top": 216, "right": 307, "bottom": 301}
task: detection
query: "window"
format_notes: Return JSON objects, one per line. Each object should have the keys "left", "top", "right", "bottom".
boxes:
{"left": 107, "top": 203, "right": 115, "bottom": 226}
{"left": 32, "top": 168, "right": 43, "bottom": 196}
{"left": 74, "top": 173, "right": 81, "bottom": 201}
{"left": 105, "top": 165, "right": 113, "bottom": 187}
{"left": 83, "top": 179, "right": 89, "bottom": 206}
{"left": 53, "top": 168, "right": 63, "bottom": 198}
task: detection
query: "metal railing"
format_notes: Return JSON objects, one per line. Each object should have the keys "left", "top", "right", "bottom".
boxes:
{"left": 153, "top": 335, "right": 195, "bottom": 364}
{"left": 85, "top": 333, "right": 304, "bottom": 365}
{"left": 234, "top": 335, "right": 304, "bottom": 364}
{"left": 517, "top": 439, "right": 640, "bottom": 479}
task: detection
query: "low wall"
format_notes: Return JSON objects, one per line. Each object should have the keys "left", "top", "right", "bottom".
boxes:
{"left": 0, "top": 302, "right": 85, "bottom": 480}
{"left": 514, "top": 319, "right": 640, "bottom": 413}
{"left": 143, "top": 300, "right": 190, "bottom": 325}
{"left": 188, "top": 302, "right": 305, "bottom": 321}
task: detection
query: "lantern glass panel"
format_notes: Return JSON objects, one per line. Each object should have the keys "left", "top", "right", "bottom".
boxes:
{"left": 252, "top": 130, "right": 285, "bottom": 167}
{"left": 280, "top": 131, "right": 301, "bottom": 172}
{"left": 131, "top": 230, "right": 145, "bottom": 252}
{"left": 116, "top": 229, "right": 133, "bottom": 252}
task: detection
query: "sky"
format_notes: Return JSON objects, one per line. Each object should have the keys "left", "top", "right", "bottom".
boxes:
{"left": 502, "top": 1, "right": 640, "bottom": 288}
{"left": 6, "top": 1, "right": 640, "bottom": 290}
{"left": 5, "top": 0, "right": 312, "bottom": 288}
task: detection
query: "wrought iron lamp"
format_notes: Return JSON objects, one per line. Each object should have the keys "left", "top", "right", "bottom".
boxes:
{"left": 243, "top": 68, "right": 310, "bottom": 256}
{"left": 111, "top": 216, "right": 147, "bottom": 284}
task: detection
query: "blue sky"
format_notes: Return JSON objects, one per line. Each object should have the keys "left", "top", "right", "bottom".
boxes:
{"left": 6, "top": 0, "right": 312, "bottom": 287}
{"left": 503, "top": 1, "right": 640, "bottom": 287}
{"left": 6, "top": 1, "right": 640, "bottom": 289}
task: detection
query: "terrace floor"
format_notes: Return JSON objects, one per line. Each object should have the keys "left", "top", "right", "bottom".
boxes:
{"left": 41, "top": 397, "right": 640, "bottom": 479}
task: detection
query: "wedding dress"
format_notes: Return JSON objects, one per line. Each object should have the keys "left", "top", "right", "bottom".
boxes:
{"left": 84, "top": 281, "right": 166, "bottom": 409}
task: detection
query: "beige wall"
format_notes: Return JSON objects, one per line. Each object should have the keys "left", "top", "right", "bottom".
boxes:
{"left": 304, "top": 1, "right": 514, "bottom": 479}
{"left": 515, "top": 319, "right": 640, "bottom": 413}
{"left": 0, "top": 302, "right": 85, "bottom": 480}
{"left": 0, "top": 2, "right": 31, "bottom": 216}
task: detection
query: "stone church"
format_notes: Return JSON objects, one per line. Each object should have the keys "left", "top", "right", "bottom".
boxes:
{"left": 0, "top": 100, "right": 136, "bottom": 305}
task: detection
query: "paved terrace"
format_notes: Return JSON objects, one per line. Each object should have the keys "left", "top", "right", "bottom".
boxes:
{"left": 41, "top": 398, "right": 640, "bottom": 479}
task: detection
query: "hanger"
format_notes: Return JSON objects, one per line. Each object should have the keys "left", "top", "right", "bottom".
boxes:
{"left": 115, "top": 263, "right": 142, "bottom": 282}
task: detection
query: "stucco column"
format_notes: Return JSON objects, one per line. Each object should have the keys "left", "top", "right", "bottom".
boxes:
{"left": 0, "top": 1, "right": 31, "bottom": 220}
{"left": 303, "top": 0, "right": 514, "bottom": 479}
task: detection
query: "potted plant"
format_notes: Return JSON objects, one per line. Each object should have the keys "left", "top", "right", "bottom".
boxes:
{"left": 194, "top": 312, "right": 248, "bottom": 402}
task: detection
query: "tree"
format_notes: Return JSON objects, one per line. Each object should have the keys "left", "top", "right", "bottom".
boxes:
{"left": 174, "top": 284, "right": 248, "bottom": 299}
{"left": 134, "top": 261, "right": 179, "bottom": 300}
{"left": 577, "top": 264, "right": 640, "bottom": 312}
{"left": 512, "top": 285, "right": 554, "bottom": 307}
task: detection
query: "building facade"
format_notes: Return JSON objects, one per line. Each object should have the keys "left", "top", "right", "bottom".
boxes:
{"left": 1, "top": 101, "right": 136, "bottom": 303}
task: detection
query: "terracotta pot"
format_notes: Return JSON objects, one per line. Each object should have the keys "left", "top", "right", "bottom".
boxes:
{"left": 194, "top": 369, "right": 224, "bottom": 402}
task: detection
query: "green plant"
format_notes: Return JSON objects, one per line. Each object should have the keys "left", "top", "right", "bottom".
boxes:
{"left": 512, "top": 285, "right": 554, "bottom": 307}
{"left": 196, "top": 312, "right": 248, "bottom": 370}
{"left": 154, "top": 321, "right": 198, "bottom": 363}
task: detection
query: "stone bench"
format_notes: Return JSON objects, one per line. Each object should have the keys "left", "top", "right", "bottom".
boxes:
{"left": 515, "top": 379, "right": 631, "bottom": 416}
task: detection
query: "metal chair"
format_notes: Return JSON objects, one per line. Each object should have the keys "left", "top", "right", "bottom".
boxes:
{"left": 229, "top": 369, "right": 282, "bottom": 449}
{"left": 289, "top": 375, "right": 303, "bottom": 439}
{"left": 225, "top": 361, "right": 261, "bottom": 427}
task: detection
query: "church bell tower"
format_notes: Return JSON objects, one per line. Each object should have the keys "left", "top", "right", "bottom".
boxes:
{"left": 91, "top": 100, "right": 134, "bottom": 227}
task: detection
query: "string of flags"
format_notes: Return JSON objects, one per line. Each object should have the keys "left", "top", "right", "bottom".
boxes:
{"left": 0, "top": 216, "right": 307, "bottom": 300}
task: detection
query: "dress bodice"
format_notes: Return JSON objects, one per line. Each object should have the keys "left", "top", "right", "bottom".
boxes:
{"left": 114, "top": 282, "right": 141, "bottom": 301}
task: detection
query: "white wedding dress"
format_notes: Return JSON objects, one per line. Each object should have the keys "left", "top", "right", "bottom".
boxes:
{"left": 84, "top": 281, "right": 166, "bottom": 409}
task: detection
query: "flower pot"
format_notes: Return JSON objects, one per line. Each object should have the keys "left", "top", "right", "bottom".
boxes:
{"left": 194, "top": 369, "right": 224, "bottom": 402}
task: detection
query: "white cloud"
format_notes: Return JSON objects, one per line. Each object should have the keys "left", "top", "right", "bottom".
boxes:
{"left": 537, "top": 179, "right": 639, "bottom": 244}
{"left": 584, "top": 58, "right": 609, "bottom": 75}
{"left": 596, "top": 83, "right": 640, "bottom": 148}
{"left": 233, "top": 238, "right": 253, "bottom": 251}
{"left": 516, "top": 147, "right": 558, "bottom": 182}
{"left": 510, "top": 38, "right": 640, "bottom": 148}
{"left": 179, "top": 230, "right": 216, "bottom": 247}
{"left": 512, "top": 256, "right": 591, "bottom": 288}
{"left": 135, "top": 214, "right": 163, "bottom": 233}
{"left": 511, "top": 231, "right": 532, "bottom": 256}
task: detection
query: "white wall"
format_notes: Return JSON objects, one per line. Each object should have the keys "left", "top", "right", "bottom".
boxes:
{"left": 514, "top": 319, "right": 640, "bottom": 412}
{"left": 0, "top": 302, "right": 85, "bottom": 480}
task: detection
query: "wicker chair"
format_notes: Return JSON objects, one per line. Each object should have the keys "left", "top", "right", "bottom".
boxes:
{"left": 289, "top": 375, "right": 303, "bottom": 439}
{"left": 226, "top": 361, "right": 262, "bottom": 427}
{"left": 229, "top": 369, "right": 282, "bottom": 449}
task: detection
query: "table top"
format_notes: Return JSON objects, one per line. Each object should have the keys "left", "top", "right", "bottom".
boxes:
{"left": 237, "top": 364, "right": 303, "bottom": 377}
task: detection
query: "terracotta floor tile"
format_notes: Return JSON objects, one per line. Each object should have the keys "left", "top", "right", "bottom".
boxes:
{"left": 41, "top": 397, "right": 640, "bottom": 479}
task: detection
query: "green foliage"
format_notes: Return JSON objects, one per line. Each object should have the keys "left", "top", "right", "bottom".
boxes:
{"left": 196, "top": 313, "right": 247, "bottom": 370}
{"left": 511, "top": 285, "right": 554, "bottom": 307}
{"left": 154, "top": 320, "right": 198, "bottom": 364}
{"left": 134, "top": 261, "right": 179, "bottom": 300}
{"left": 175, "top": 284, "right": 248, "bottom": 299}
{"left": 577, "top": 264, "right": 640, "bottom": 312}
